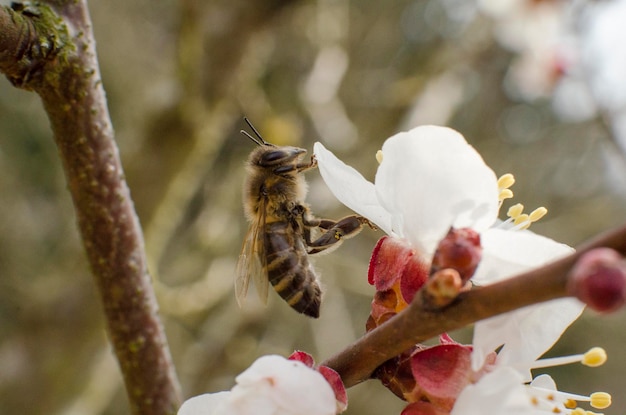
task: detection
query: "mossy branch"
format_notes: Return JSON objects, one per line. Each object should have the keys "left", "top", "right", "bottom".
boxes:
{"left": 0, "top": 2, "right": 181, "bottom": 414}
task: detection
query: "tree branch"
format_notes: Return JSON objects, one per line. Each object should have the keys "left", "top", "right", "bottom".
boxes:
{"left": 1, "top": 2, "right": 181, "bottom": 414}
{"left": 322, "top": 223, "right": 626, "bottom": 388}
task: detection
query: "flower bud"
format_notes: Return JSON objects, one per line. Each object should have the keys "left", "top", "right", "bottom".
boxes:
{"left": 431, "top": 228, "right": 482, "bottom": 283}
{"left": 567, "top": 248, "right": 626, "bottom": 313}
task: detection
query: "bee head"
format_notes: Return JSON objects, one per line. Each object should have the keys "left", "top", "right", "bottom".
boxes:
{"left": 250, "top": 146, "right": 307, "bottom": 169}
{"left": 242, "top": 118, "right": 308, "bottom": 171}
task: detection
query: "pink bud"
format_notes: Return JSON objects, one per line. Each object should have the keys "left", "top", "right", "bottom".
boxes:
{"left": 422, "top": 269, "right": 463, "bottom": 308}
{"left": 567, "top": 248, "right": 626, "bottom": 313}
{"left": 431, "top": 228, "right": 482, "bottom": 283}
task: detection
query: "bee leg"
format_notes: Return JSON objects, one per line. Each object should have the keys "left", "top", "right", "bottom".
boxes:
{"left": 305, "top": 215, "right": 374, "bottom": 255}
{"left": 295, "top": 155, "right": 317, "bottom": 173}
{"left": 274, "top": 156, "right": 317, "bottom": 175}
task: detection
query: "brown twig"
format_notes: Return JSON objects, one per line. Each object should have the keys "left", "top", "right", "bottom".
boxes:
{"left": 322, "top": 223, "right": 626, "bottom": 388}
{"left": 0, "top": 2, "right": 181, "bottom": 414}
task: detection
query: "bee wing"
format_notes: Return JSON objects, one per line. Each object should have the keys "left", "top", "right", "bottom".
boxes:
{"left": 235, "top": 205, "right": 270, "bottom": 307}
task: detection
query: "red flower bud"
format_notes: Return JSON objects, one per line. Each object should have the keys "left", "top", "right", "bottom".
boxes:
{"left": 567, "top": 248, "right": 626, "bottom": 313}
{"left": 431, "top": 228, "right": 482, "bottom": 283}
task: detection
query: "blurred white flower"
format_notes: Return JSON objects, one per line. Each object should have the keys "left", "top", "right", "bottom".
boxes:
{"left": 178, "top": 355, "right": 337, "bottom": 415}
{"left": 478, "top": 0, "right": 572, "bottom": 100}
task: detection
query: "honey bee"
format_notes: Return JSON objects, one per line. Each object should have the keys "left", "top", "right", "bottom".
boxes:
{"left": 236, "top": 118, "right": 372, "bottom": 318}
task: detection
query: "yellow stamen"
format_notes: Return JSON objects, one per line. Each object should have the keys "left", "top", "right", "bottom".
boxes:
{"left": 376, "top": 150, "right": 383, "bottom": 164}
{"left": 564, "top": 399, "right": 577, "bottom": 409}
{"left": 513, "top": 214, "right": 531, "bottom": 229}
{"left": 499, "top": 188, "right": 514, "bottom": 202}
{"left": 590, "top": 392, "right": 611, "bottom": 409}
{"left": 498, "top": 173, "right": 516, "bottom": 190}
{"left": 507, "top": 203, "right": 524, "bottom": 219}
{"left": 513, "top": 213, "right": 529, "bottom": 224}
{"left": 529, "top": 207, "right": 548, "bottom": 222}
{"left": 570, "top": 410, "right": 586, "bottom": 415}
{"left": 583, "top": 347, "right": 607, "bottom": 367}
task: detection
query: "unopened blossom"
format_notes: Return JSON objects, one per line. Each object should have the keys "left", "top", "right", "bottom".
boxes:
{"left": 178, "top": 353, "right": 344, "bottom": 415}
{"left": 568, "top": 247, "right": 626, "bottom": 313}
{"left": 477, "top": 0, "right": 572, "bottom": 100}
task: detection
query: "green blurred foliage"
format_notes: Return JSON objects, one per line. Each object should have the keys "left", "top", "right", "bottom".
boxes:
{"left": 1, "top": 0, "right": 625, "bottom": 414}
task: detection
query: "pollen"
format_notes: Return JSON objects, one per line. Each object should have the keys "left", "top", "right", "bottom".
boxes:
{"left": 505, "top": 203, "right": 547, "bottom": 230}
{"left": 529, "top": 207, "right": 548, "bottom": 222}
{"left": 496, "top": 172, "right": 549, "bottom": 230}
{"left": 498, "top": 174, "right": 516, "bottom": 204}
{"left": 507, "top": 203, "right": 524, "bottom": 218}
{"left": 376, "top": 150, "right": 383, "bottom": 164}
{"left": 499, "top": 188, "right": 514, "bottom": 202}
{"left": 582, "top": 347, "right": 607, "bottom": 367}
{"left": 590, "top": 392, "right": 611, "bottom": 409}
{"left": 564, "top": 399, "right": 577, "bottom": 409}
{"left": 498, "top": 173, "right": 516, "bottom": 190}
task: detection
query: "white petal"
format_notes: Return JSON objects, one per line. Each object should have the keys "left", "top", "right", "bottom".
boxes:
{"left": 530, "top": 374, "right": 557, "bottom": 391}
{"left": 375, "top": 126, "right": 499, "bottom": 254}
{"left": 472, "top": 298, "right": 583, "bottom": 380}
{"left": 314, "top": 142, "right": 393, "bottom": 234}
{"left": 473, "top": 228, "right": 574, "bottom": 284}
{"left": 178, "top": 392, "right": 230, "bottom": 415}
{"left": 471, "top": 228, "right": 584, "bottom": 376}
{"left": 234, "top": 355, "right": 336, "bottom": 415}
{"left": 452, "top": 367, "right": 542, "bottom": 415}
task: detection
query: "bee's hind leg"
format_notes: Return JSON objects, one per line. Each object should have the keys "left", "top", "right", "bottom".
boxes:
{"left": 305, "top": 215, "right": 375, "bottom": 255}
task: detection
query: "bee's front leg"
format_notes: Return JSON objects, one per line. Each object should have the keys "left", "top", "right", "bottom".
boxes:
{"left": 305, "top": 215, "right": 375, "bottom": 255}
{"left": 295, "top": 154, "right": 317, "bottom": 173}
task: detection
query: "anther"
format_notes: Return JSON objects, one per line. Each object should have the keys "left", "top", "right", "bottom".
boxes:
{"left": 529, "top": 207, "right": 548, "bottom": 222}
{"left": 513, "top": 213, "right": 531, "bottom": 230}
{"left": 499, "top": 188, "right": 514, "bottom": 202}
{"left": 582, "top": 347, "right": 607, "bottom": 367}
{"left": 590, "top": 392, "right": 611, "bottom": 409}
{"left": 376, "top": 150, "right": 383, "bottom": 164}
{"left": 507, "top": 203, "right": 524, "bottom": 219}
{"left": 497, "top": 173, "right": 515, "bottom": 190}
{"left": 564, "top": 399, "right": 577, "bottom": 409}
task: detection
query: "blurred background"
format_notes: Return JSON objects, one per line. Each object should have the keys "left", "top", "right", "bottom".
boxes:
{"left": 1, "top": 0, "right": 626, "bottom": 413}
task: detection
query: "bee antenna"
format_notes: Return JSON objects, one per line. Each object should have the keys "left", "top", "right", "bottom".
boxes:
{"left": 240, "top": 129, "right": 263, "bottom": 146}
{"left": 241, "top": 117, "right": 270, "bottom": 146}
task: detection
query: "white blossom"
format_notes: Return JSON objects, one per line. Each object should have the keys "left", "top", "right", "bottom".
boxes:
{"left": 178, "top": 355, "right": 336, "bottom": 415}
{"left": 314, "top": 124, "right": 584, "bottom": 378}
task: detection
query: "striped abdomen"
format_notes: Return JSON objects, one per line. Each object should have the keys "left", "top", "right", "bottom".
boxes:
{"left": 264, "top": 221, "right": 321, "bottom": 318}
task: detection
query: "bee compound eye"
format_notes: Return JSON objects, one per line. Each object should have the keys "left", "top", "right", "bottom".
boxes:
{"left": 261, "top": 150, "right": 288, "bottom": 164}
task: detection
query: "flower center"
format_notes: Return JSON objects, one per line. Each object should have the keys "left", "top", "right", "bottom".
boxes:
{"left": 528, "top": 385, "right": 611, "bottom": 413}
{"left": 523, "top": 348, "right": 611, "bottom": 413}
